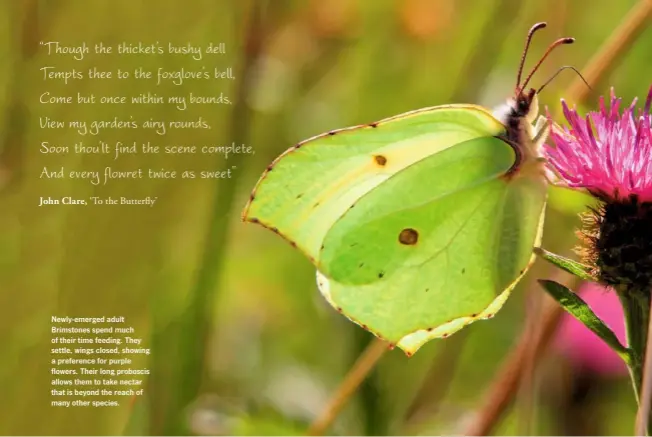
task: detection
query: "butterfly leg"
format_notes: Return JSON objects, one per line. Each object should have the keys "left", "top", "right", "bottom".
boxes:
{"left": 543, "top": 164, "right": 568, "bottom": 187}
{"left": 532, "top": 115, "right": 549, "bottom": 149}
{"left": 532, "top": 116, "right": 570, "bottom": 187}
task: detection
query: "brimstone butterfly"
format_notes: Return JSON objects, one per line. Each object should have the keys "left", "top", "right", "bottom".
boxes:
{"left": 243, "top": 23, "right": 573, "bottom": 355}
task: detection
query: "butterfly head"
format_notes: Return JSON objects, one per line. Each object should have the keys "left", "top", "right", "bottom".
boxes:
{"left": 493, "top": 88, "right": 539, "bottom": 126}
{"left": 512, "top": 87, "right": 539, "bottom": 122}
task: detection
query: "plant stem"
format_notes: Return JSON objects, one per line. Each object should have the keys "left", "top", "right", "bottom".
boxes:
{"left": 148, "top": 2, "right": 268, "bottom": 433}
{"left": 637, "top": 295, "right": 652, "bottom": 436}
{"left": 619, "top": 290, "right": 646, "bottom": 400}
{"left": 619, "top": 288, "right": 652, "bottom": 435}
{"left": 464, "top": 295, "right": 564, "bottom": 436}
{"left": 307, "top": 338, "right": 388, "bottom": 436}
{"left": 449, "top": 0, "right": 525, "bottom": 103}
{"left": 352, "top": 329, "right": 386, "bottom": 436}
{"left": 402, "top": 331, "right": 470, "bottom": 431}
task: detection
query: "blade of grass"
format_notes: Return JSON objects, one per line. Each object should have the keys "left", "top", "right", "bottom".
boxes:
{"left": 449, "top": 0, "right": 525, "bottom": 102}
{"left": 0, "top": 0, "right": 43, "bottom": 192}
{"left": 539, "top": 279, "right": 629, "bottom": 360}
{"left": 147, "top": 2, "right": 269, "bottom": 434}
{"left": 566, "top": 0, "right": 652, "bottom": 102}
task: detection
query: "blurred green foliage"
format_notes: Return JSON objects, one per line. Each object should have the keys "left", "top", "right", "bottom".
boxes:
{"left": 0, "top": 0, "right": 650, "bottom": 435}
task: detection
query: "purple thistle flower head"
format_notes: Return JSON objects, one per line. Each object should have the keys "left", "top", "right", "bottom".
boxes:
{"left": 545, "top": 85, "right": 652, "bottom": 203}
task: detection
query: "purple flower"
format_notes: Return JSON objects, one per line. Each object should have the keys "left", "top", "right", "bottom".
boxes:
{"left": 545, "top": 85, "right": 652, "bottom": 203}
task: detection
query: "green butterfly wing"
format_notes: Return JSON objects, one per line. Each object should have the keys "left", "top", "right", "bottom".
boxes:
{"left": 243, "top": 105, "right": 547, "bottom": 355}
{"left": 317, "top": 135, "right": 547, "bottom": 354}
{"left": 244, "top": 105, "right": 505, "bottom": 261}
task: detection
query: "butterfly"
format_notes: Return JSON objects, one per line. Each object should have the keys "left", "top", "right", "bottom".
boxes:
{"left": 243, "top": 22, "right": 574, "bottom": 355}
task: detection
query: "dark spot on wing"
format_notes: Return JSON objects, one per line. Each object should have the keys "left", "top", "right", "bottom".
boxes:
{"left": 398, "top": 228, "right": 419, "bottom": 245}
{"left": 296, "top": 193, "right": 303, "bottom": 199}
{"left": 378, "top": 272, "right": 385, "bottom": 278}
{"left": 266, "top": 164, "right": 274, "bottom": 171}
{"left": 471, "top": 313, "right": 477, "bottom": 318}
{"left": 249, "top": 193, "right": 255, "bottom": 202}
{"left": 359, "top": 262, "right": 364, "bottom": 268}
{"left": 328, "top": 131, "right": 336, "bottom": 136}
{"left": 425, "top": 288, "right": 429, "bottom": 292}
{"left": 426, "top": 327, "right": 433, "bottom": 332}
{"left": 486, "top": 313, "right": 494, "bottom": 319}
{"left": 387, "top": 343, "right": 395, "bottom": 350}
{"left": 461, "top": 268, "right": 466, "bottom": 274}
{"left": 519, "top": 269, "right": 525, "bottom": 275}
{"left": 313, "top": 201, "right": 321, "bottom": 208}
{"left": 374, "top": 155, "right": 387, "bottom": 166}
{"left": 249, "top": 217, "right": 259, "bottom": 224}
{"left": 442, "top": 333, "right": 449, "bottom": 338}
{"left": 406, "top": 351, "right": 413, "bottom": 357}
{"left": 369, "top": 122, "right": 378, "bottom": 128}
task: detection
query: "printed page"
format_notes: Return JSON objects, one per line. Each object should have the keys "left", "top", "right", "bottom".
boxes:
{"left": 0, "top": 1, "right": 650, "bottom": 435}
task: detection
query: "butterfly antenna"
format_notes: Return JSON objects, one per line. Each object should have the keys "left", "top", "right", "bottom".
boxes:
{"left": 519, "top": 37, "right": 575, "bottom": 95}
{"left": 537, "top": 65, "right": 591, "bottom": 94}
{"left": 515, "top": 22, "right": 547, "bottom": 96}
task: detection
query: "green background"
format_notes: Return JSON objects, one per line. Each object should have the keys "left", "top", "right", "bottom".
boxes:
{"left": 0, "top": 0, "right": 650, "bottom": 435}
